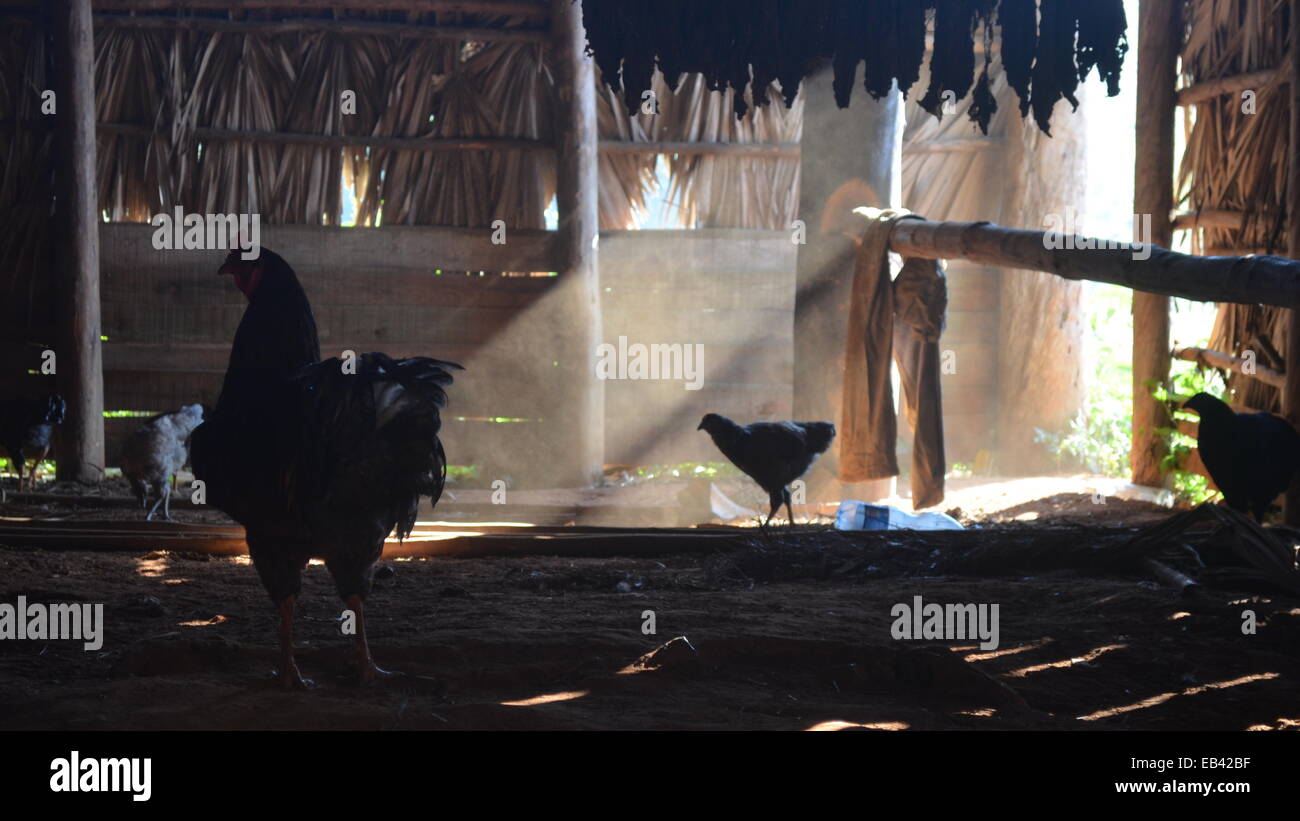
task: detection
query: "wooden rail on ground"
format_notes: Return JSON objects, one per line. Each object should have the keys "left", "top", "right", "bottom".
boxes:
{"left": 0, "top": 519, "right": 762, "bottom": 558}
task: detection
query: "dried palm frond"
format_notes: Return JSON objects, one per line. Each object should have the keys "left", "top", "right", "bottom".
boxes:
{"left": 903, "top": 54, "right": 1013, "bottom": 222}
{"left": 595, "top": 68, "right": 802, "bottom": 229}
{"left": 95, "top": 26, "right": 173, "bottom": 223}
{"left": 276, "top": 32, "right": 391, "bottom": 225}
{"left": 1178, "top": 0, "right": 1291, "bottom": 412}
{"left": 595, "top": 67, "right": 660, "bottom": 229}
{"left": 0, "top": 23, "right": 55, "bottom": 341}
{"left": 661, "top": 74, "right": 802, "bottom": 229}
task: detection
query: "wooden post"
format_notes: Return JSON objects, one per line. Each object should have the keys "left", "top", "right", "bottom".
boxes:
{"left": 550, "top": 0, "right": 603, "bottom": 486}
{"left": 1131, "top": 0, "right": 1179, "bottom": 488}
{"left": 793, "top": 64, "right": 902, "bottom": 502}
{"left": 1284, "top": 0, "right": 1300, "bottom": 524}
{"left": 52, "top": 0, "right": 104, "bottom": 483}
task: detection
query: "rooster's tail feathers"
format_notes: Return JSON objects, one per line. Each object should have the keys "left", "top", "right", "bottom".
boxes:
{"left": 294, "top": 353, "right": 463, "bottom": 423}
{"left": 286, "top": 353, "right": 461, "bottom": 518}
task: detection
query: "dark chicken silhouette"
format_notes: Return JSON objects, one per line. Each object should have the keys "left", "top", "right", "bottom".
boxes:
{"left": 698, "top": 413, "right": 836, "bottom": 526}
{"left": 1, "top": 395, "right": 65, "bottom": 491}
{"left": 1183, "top": 392, "right": 1300, "bottom": 521}
{"left": 190, "top": 248, "right": 461, "bottom": 688}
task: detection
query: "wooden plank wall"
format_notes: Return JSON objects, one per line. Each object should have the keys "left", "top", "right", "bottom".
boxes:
{"left": 92, "top": 224, "right": 800, "bottom": 480}
{"left": 97, "top": 222, "right": 560, "bottom": 481}
{"left": 599, "top": 229, "right": 797, "bottom": 466}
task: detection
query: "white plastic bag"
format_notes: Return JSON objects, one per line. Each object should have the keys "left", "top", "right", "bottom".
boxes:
{"left": 834, "top": 500, "right": 964, "bottom": 531}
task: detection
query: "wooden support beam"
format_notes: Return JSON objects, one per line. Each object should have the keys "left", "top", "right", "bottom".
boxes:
{"left": 98, "top": 122, "right": 551, "bottom": 153}
{"left": 906, "top": 138, "right": 1006, "bottom": 154}
{"left": 885, "top": 218, "right": 1300, "bottom": 308}
{"left": 1131, "top": 0, "right": 1179, "bottom": 489}
{"left": 1170, "top": 209, "right": 1244, "bottom": 232}
{"left": 91, "top": 0, "right": 549, "bottom": 15}
{"left": 598, "top": 140, "right": 800, "bottom": 157}
{"left": 793, "top": 64, "right": 902, "bottom": 503}
{"left": 91, "top": 12, "right": 549, "bottom": 41}
{"left": 96, "top": 124, "right": 795, "bottom": 157}
{"left": 1285, "top": 0, "right": 1300, "bottom": 525}
{"left": 1172, "top": 346, "right": 1285, "bottom": 388}
{"left": 52, "top": 0, "right": 105, "bottom": 484}
{"left": 549, "top": 0, "right": 603, "bottom": 487}
{"left": 1176, "top": 66, "right": 1286, "bottom": 107}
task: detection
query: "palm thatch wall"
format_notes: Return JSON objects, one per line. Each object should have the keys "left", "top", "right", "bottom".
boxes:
{"left": 1178, "top": 0, "right": 1291, "bottom": 413}
{"left": 597, "top": 71, "right": 801, "bottom": 229}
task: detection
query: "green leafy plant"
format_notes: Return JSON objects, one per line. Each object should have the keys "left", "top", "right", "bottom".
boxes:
{"left": 1034, "top": 286, "right": 1221, "bottom": 506}
{"left": 630, "top": 461, "right": 741, "bottom": 481}
{"left": 445, "top": 465, "right": 479, "bottom": 482}
{"left": 1154, "top": 361, "right": 1225, "bottom": 505}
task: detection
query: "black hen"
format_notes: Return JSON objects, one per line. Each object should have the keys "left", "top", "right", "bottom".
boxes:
{"left": 0, "top": 395, "right": 66, "bottom": 491}
{"left": 698, "top": 413, "right": 836, "bottom": 526}
{"left": 190, "top": 248, "right": 461, "bottom": 688}
{"left": 1183, "top": 392, "right": 1300, "bottom": 521}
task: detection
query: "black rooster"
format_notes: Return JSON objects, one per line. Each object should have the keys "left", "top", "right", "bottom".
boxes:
{"left": 1, "top": 395, "right": 66, "bottom": 491}
{"left": 1183, "top": 392, "right": 1300, "bottom": 521}
{"left": 698, "top": 413, "right": 836, "bottom": 526}
{"left": 191, "top": 249, "right": 461, "bottom": 688}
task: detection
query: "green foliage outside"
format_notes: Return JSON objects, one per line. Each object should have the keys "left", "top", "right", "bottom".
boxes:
{"left": 1034, "top": 285, "right": 1222, "bottom": 504}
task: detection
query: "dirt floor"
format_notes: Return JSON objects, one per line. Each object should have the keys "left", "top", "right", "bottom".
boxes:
{"left": 1, "top": 476, "right": 1298, "bottom": 731}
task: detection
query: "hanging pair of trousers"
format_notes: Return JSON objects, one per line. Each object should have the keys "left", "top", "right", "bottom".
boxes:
{"left": 839, "top": 208, "right": 947, "bottom": 509}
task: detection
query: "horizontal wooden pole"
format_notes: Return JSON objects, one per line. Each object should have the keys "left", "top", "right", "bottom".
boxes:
{"left": 1172, "top": 345, "right": 1285, "bottom": 387}
{"left": 95, "top": 12, "right": 548, "bottom": 41}
{"left": 1171, "top": 209, "right": 1244, "bottom": 232}
{"left": 599, "top": 140, "right": 800, "bottom": 157}
{"left": 1205, "top": 246, "right": 1275, "bottom": 256}
{"left": 886, "top": 218, "right": 1300, "bottom": 307}
{"left": 102, "top": 221, "right": 560, "bottom": 275}
{"left": 99, "top": 122, "right": 550, "bottom": 153}
{"left": 0, "top": 10, "right": 548, "bottom": 41}
{"left": 1177, "top": 66, "right": 1286, "bottom": 106}
{"left": 91, "top": 0, "right": 548, "bottom": 15}
{"left": 6, "top": 123, "right": 801, "bottom": 157}
{"left": 906, "top": 139, "right": 1005, "bottom": 154}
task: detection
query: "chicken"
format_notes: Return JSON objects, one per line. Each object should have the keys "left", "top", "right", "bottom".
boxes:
{"left": 190, "top": 248, "right": 461, "bottom": 688}
{"left": 1183, "top": 392, "right": 1300, "bottom": 521}
{"left": 120, "top": 404, "right": 205, "bottom": 520}
{"left": 698, "top": 413, "right": 836, "bottom": 526}
{"left": 0, "top": 395, "right": 66, "bottom": 492}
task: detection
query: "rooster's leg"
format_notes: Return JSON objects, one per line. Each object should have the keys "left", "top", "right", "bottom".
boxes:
{"left": 29, "top": 447, "right": 46, "bottom": 490}
{"left": 345, "top": 594, "right": 394, "bottom": 685}
{"left": 275, "top": 595, "right": 312, "bottom": 690}
{"left": 784, "top": 487, "right": 795, "bottom": 527}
